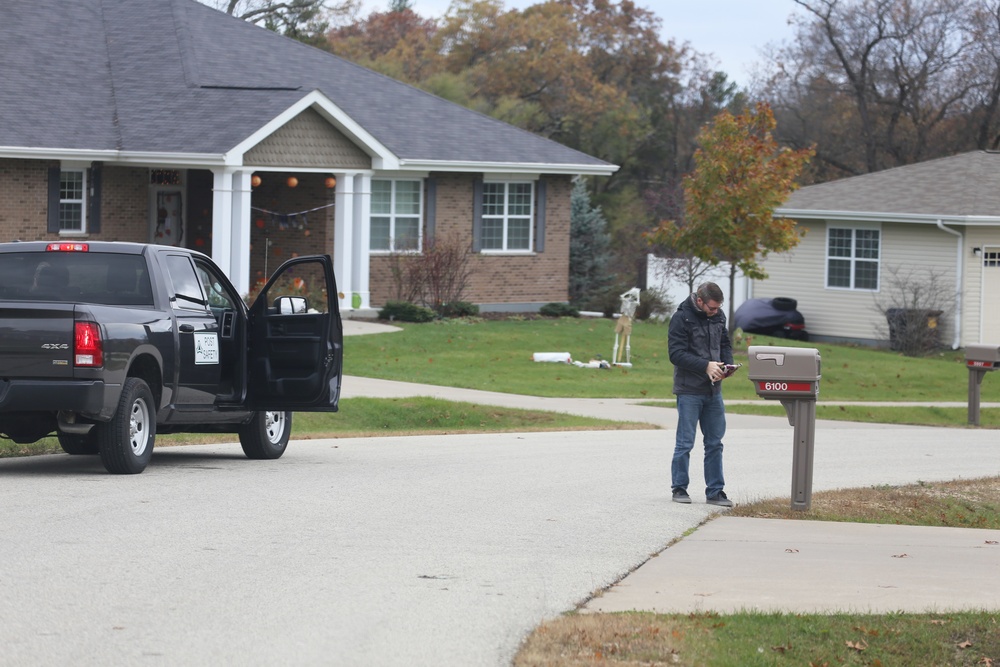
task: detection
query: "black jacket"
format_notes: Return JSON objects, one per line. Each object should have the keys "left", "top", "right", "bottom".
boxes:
{"left": 668, "top": 294, "right": 734, "bottom": 395}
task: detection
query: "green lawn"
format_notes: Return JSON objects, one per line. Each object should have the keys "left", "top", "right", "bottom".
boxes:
{"left": 345, "top": 317, "right": 1000, "bottom": 402}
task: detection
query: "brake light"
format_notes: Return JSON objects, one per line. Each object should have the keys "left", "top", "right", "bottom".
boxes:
{"left": 74, "top": 322, "right": 103, "bottom": 367}
{"left": 47, "top": 242, "right": 89, "bottom": 252}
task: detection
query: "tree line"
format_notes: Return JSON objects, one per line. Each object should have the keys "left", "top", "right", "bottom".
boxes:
{"left": 206, "top": 0, "right": 1000, "bottom": 305}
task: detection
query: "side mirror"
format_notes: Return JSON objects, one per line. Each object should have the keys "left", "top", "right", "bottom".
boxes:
{"left": 275, "top": 295, "right": 308, "bottom": 314}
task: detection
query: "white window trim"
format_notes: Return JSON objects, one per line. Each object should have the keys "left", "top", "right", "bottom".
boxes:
{"left": 825, "top": 223, "right": 881, "bottom": 292}
{"left": 480, "top": 181, "right": 534, "bottom": 254}
{"left": 59, "top": 168, "right": 88, "bottom": 235}
{"left": 369, "top": 178, "right": 423, "bottom": 254}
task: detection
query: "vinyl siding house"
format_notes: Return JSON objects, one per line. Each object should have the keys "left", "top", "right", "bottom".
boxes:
{"left": 753, "top": 151, "right": 1000, "bottom": 347}
{"left": 0, "top": 0, "right": 617, "bottom": 314}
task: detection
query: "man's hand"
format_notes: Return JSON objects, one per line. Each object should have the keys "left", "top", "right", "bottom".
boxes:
{"left": 706, "top": 361, "right": 724, "bottom": 383}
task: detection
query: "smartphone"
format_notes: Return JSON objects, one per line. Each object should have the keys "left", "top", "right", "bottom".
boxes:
{"left": 722, "top": 363, "right": 742, "bottom": 378}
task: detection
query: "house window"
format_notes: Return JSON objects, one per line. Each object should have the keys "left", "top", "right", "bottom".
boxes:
{"left": 59, "top": 170, "right": 87, "bottom": 233}
{"left": 482, "top": 182, "right": 533, "bottom": 251}
{"left": 827, "top": 226, "right": 879, "bottom": 290}
{"left": 370, "top": 179, "right": 422, "bottom": 252}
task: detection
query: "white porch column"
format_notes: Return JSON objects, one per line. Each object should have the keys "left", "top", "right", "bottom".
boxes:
{"left": 230, "top": 170, "right": 252, "bottom": 296}
{"left": 210, "top": 169, "right": 234, "bottom": 278}
{"left": 350, "top": 173, "right": 371, "bottom": 309}
{"left": 333, "top": 172, "right": 355, "bottom": 312}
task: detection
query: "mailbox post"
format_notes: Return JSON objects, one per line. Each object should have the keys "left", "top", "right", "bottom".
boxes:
{"left": 747, "top": 346, "right": 822, "bottom": 511}
{"left": 965, "top": 344, "right": 1000, "bottom": 426}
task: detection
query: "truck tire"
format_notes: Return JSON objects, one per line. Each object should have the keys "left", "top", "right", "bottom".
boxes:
{"left": 239, "top": 411, "right": 291, "bottom": 460}
{"left": 97, "top": 377, "right": 155, "bottom": 474}
{"left": 58, "top": 431, "right": 100, "bottom": 456}
{"left": 772, "top": 297, "right": 797, "bottom": 311}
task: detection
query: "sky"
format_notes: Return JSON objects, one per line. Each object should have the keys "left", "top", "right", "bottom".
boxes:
{"left": 352, "top": 0, "right": 805, "bottom": 87}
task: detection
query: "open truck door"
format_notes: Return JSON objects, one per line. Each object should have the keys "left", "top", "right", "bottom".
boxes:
{"left": 245, "top": 255, "right": 342, "bottom": 411}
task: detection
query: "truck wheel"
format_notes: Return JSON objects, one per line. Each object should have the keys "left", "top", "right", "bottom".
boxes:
{"left": 97, "top": 377, "right": 155, "bottom": 474}
{"left": 239, "top": 411, "right": 291, "bottom": 460}
{"left": 57, "top": 431, "right": 99, "bottom": 456}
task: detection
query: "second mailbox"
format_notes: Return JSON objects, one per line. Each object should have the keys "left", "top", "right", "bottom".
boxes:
{"left": 747, "top": 346, "right": 822, "bottom": 399}
{"left": 966, "top": 344, "right": 1000, "bottom": 370}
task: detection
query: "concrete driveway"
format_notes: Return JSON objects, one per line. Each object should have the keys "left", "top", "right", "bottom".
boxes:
{"left": 1, "top": 380, "right": 997, "bottom": 666}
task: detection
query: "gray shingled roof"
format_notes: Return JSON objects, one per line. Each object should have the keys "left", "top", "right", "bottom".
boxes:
{"left": 0, "top": 0, "right": 613, "bottom": 170}
{"left": 780, "top": 151, "right": 1000, "bottom": 218}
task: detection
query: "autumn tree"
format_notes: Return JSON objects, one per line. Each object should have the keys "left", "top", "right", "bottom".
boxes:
{"left": 326, "top": 8, "right": 440, "bottom": 82}
{"left": 647, "top": 103, "right": 814, "bottom": 326}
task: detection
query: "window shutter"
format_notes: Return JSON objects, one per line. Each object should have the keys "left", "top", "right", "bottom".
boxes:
{"left": 472, "top": 178, "right": 483, "bottom": 252}
{"left": 534, "top": 179, "right": 546, "bottom": 253}
{"left": 47, "top": 167, "right": 61, "bottom": 233}
{"left": 425, "top": 177, "right": 436, "bottom": 245}
{"left": 88, "top": 162, "right": 102, "bottom": 234}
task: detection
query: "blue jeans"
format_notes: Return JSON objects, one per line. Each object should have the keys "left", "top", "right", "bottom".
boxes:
{"left": 672, "top": 392, "right": 726, "bottom": 498}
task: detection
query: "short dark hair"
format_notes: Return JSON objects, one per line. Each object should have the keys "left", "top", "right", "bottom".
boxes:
{"left": 696, "top": 282, "right": 724, "bottom": 304}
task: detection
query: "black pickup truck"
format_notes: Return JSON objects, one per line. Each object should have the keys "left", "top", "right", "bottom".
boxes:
{"left": 0, "top": 241, "right": 343, "bottom": 474}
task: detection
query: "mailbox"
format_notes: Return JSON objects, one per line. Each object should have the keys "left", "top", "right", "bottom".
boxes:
{"left": 966, "top": 344, "right": 1000, "bottom": 370}
{"left": 746, "top": 345, "right": 822, "bottom": 511}
{"left": 747, "top": 346, "right": 822, "bottom": 399}
{"left": 966, "top": 344, "right": 1000, "bottom": 426}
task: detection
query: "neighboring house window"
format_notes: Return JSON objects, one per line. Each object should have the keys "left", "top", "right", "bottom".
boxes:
{"left": 481, "top": 182, "right": 533, "bottom": 251}
{"left": 827, "top": 226, "right": 880, "bottom": 290}
{"left": 59, "top": 170, "right": 87, "bottom": 233}
{"left": 370, "top": 179, "right": 422, "bottom": 252}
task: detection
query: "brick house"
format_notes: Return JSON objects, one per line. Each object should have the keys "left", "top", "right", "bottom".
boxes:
{"left": 0, "top": 0, "right": 617, "bottom": 313}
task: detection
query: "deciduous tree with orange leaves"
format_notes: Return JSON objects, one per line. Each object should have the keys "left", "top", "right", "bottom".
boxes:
{"left": 648, "top": 102, "right": 814, "bottom": 327}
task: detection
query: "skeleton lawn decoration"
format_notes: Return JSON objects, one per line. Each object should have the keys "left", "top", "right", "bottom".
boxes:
{"left": 613, "top": 287, "right": 641, "bottom": 367}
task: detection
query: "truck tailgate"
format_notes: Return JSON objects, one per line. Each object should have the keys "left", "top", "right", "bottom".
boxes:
{"left": 0, "top": 303, "right": 76, "bottom": 378}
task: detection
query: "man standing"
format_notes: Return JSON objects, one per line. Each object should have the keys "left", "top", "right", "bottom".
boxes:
{"left": 668, "top": 282, "right": 734, "bottom": 507}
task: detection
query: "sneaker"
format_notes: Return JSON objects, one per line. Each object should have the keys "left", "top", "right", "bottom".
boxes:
{"left": 672, "top": 488, "right": 692, "bottom": 504}
{"left": 706, "top": 492, "right": 733, "bottom": 508}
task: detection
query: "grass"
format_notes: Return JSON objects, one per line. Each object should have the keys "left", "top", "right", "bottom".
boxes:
{"left": 0, "top": 396, "right": 651, "bottom": 458}
{"left": 344, "top": 318, "right": 1000, "bottom": 402}
{"left": 514, "top": 611, "right": 1000, "bottom": 666}
{"left": 639, "top": 401, "right": 1000, "bottom": 428}
{"left": 514, "top": 477, "right": 1000, "bottom": 666}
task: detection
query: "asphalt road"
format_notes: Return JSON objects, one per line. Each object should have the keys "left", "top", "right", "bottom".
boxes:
{"left": 1, "top": 388, "right": 998, "bottom": 666}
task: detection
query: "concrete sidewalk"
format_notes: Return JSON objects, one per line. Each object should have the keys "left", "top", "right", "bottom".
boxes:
{"left": 584, "top": 517, "right": 1000, "bottom": 614}
{"left": 340, "top": 318, "right": 1000, "bottom": 615}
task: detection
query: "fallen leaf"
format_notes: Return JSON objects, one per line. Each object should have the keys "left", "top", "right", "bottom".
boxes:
{"left": 846, "top": 640, "right": 868, "bottom": 651}
{"left": 978, "top": 657, "right": 993, "bottom": 666}
{"left": 785, "top": 548, "right": 799, "bottom": 553}
{"left": 771, "top": 643, "right": 792, "bottom": 653}
{"left": 892, "top": 553, "right": 909, "bottom": 558}
{"left": 958, "top": 640, "right": 973, "bottom": 649}
{"left": 985, "top": 540, "right": 998, "bottom": 545}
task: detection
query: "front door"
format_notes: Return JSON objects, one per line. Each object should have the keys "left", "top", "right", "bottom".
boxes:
{"left": 150, "top": 184, "right": 186, "bottom": 247}
{"left": 981, "top": 247, "right": 1000, "bottom": 342}
{"left": 245, "top": 255, "right": 342, "bottom": 411}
